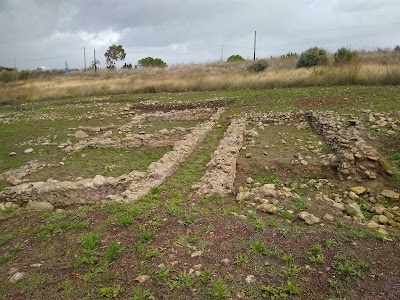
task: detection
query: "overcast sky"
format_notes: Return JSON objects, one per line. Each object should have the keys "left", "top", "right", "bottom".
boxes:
{"left": 0, "top": 0, "right": 399, "bottom": 70}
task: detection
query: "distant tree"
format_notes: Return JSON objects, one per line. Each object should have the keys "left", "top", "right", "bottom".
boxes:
{"left": 394, "top": 45, "right": 400, "bottom": 53}
{"left": 334, "top": 47, "right": 358, "bottom": 65}
{"left": 227, "top": 55, "right": 245, "bottom": 62}
{"left": 138, "top": 57, "right": 167, "bottom": 68}
{"left": 104, "top": 45, "right": 126, "bottom": 69}
{"left": 121, "top": 63, "right": 133, "bottom": 69}
{"left": 296, "top": 47, "right": 328, "bottom": 68}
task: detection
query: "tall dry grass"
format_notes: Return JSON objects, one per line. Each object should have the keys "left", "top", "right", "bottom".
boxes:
{"left": 1, "top": 50, "right": 399, "bottom": 102}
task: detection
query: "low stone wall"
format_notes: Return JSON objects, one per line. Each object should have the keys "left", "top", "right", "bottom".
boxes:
{"left": 192, "top": 118, "right": 246, "bottom": 196}
{"left": 109, "top": 109, "right": 224, "bottom": 202}
{"left": 0, "top": 160, "right": 49, "bottom": 186}
{"left": 307, "top": 110, "right": 391, "bottom": 180}
{"left": 0, "top": 109, "right": 224, "bottom": 206}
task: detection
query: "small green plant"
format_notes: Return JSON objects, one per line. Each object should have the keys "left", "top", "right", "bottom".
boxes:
{"left": 282, "top": 254, "right": 294, "bottom": 265}
{"left": 307, "top": 244, "right": 324, "bottom": 264}
{"left": 155, "top": 266, "right": 172, "bottom": 283}
{"left": 280, "top": 265, "right": 301, "bottom": 278}
{"left": 138, "top": 225, "right": 156, "bottom": 243}
{"left": 234, "top": 254, "right": 249, "bottom": 265}
{"left": 170, "top": 271, "right": 196, "bottom": 290}
{"left": 105, "top": 242, "right": 123, "bottom": 262}
{"left": 324, "top": 239, "right": 335, "bottom": 249}
{"left": 0, "top": 252, "right": 13, "bottom": 265}
{"left": 282, "top": 280, "right": 301, "bottom": 295}
{"left": 98, "top": 284, "right": 122, "bottom": 298}
{"left": 292, "top": 199, "right": 308, "bottom": 212}
{"left": 296, "top": 47, "right": 328, "bottom": 68}
{"left": 144, "top": 248, "right": 160, "bottom": 259}
{"left": 118, "top": 212, "right": 134, "bottom": 226}
{"left": 209, "top": 278, "right": 230, "bottom": 299}
{"left": 251, "top": 240, "right": 267, "bottom": 254}
{"left": 130, "top": 286, "right": 155, "bottom": 300}
{"left": 253, "top": 220, "right": 266, "bottom": 232}
{"left": 248, "top": 59, "right": 269, "bottom": 72}
{"left": 345, "top": 229, "right": 384, "bottom": 240}
{"left": 0, "top": 234, "right": 13, "bottom": 246}
{"left": 332, "top": 257, "right": 370, "bottom": 276}
{"left": 227, "top": 54, "right": 245, "bottom": 62}
{"left": 80, "top": 232, "right": 100, "bottom": 250}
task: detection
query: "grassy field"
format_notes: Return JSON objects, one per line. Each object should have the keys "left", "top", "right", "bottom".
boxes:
{"left": 0, "top": 85, "right": 400, "bottom": 299}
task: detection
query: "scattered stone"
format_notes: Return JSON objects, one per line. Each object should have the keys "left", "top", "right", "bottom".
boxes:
{"left": 323, "top": 213, "right": 335, "bottom": 222}
{"left": 378, "top": 228, "right": 389, "bottom": 236}
{"left": 220, "top": 258, "right": 230, "bottom": 266}
{"left": 246, "top": 177, "right": 254, "bottom": 184}
{"left": 9, "top": 152, "right": 17, "bottom": 156}
{"left": 366, "top": 220, "right": 379, "bottom": 229}
{"left": 24, "top": 148, "right": 33, "bottom": 154}
{"left": 381, "top": 190, "right": 399, "bottom": 200}
{"left": 245, "top": 275, "right": 256, "bottom": 284}
{"left": 257, "top": 203, "right": 277, "bottom": 214}
{"left": 378, "top": 215, "right": 389, "bottom": 225}
{"left": 348, "top": 191, "right": 359, "bottom": 201}
{"left": 74, "top": 130, "right": 89, "bottom": 139}
{"left": 30, "top": 263, "right": 43, "bottom": 268}
{"left": 9, "top": 272, "right": 25, "bottom": 283}
{"left": 298, "top": 211, "right": 320, "bottom": 225}
{"left": 383, "top": 210, "right": 394, "bottom": 219}
{"left": 191, "top": 251, "right": 203, "bottom": 258}
{"left": 346, "top": 202, "right": 364, "bottom": 220}
{"left": 236, "top": 191, "right": 251, "bottom": 201}
{"left": 26, "top": 201, "right": 54, "bottom": 211}
{"left": 245, "top": 153, "right": 252, "bottom": 158}
{"left": 350, "top": 186, "right": 366, "bottom": 195}
{"left": 135, "top": 275, "right": 150, "bottom": 283}
{"left": 7, "top": 268, "right": 18, "bottom": 276}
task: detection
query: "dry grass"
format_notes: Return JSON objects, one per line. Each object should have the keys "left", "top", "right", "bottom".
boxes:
{"left": 1, "top": 51, "right": 400, "bottom": 102}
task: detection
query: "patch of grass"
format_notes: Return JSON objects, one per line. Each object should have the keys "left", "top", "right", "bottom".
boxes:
{"left": 209, "top": 278, "right": 230, "bottom": 300}
{"left": 129, "top": 286, "right": 155, "bottom": 300}
{"left": 170, "top": 271, "right": 196, "bottom": 291}
{"left": 254, "top": 172, "right": 284, "bottom": 188}
{"left": 0, "top": 205, "right": 19, "bottom": 220}
{"left": 0, "top": 251, "right": 13, "bottom": 265}
{"left": 253, "top": 220, "right": 266, "bottom": 232}
{"left": 0, "top": 233, "right": 13, "bottom": 246}
{"left": 155, "top": 266, "right": 172, "bottom": 283}
{"left": 332, "top": 256, "right": 370, "bottom": 276}
{"left": 234, "top": 254, "right": 249, "bottom": 265}
{"left": 292, "top": 199, "right": 308, "bottom": 212}
{"left": 144, "top": 248, "right": 160, "bottom": 259}
{"left": 250, "top": 240, "right": 267, "bottom": 254}
{"left": 105, "top": 242, "right": 123, "bottom": 262}
{"left": 307, "top": 244, "right": 324, "bottom": 264}
{"left": 138, "top": 225, "right": 156, "bottom": 243}
{"left": 282, "top": 253, "right": 295, "bottom": 265}
{"left": 345, "top": 229, "right": 385, "bottom": 240}
{"left": 98, "top": 284, "right": 122, "bottom": 298}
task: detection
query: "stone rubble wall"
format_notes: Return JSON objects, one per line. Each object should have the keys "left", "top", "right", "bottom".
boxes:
{"left": 307, "top": 110, "right": 390, "bottom": 180}
{"left": 0, "top": 109, "right": 224, "bottom": 206}
{"left": 64, "top": 127, "right": 192, "bottom": 153}
{"left": 118, "top": 108, "right": 216, "bottom": 132}
{"left": 192, "top": 118, "right": 246, "bottom": 196}
{"left": 108, "top": 109, "right": 224, "bottom": 202}
{"left": 0, "top": 160, "right": 49, "bottom": 186}
{"left": 248, "top": 111, "right": 305, "bottom": 124}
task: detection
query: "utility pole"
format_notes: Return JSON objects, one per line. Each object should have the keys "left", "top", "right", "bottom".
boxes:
{"left": 84, "top": 47, "right": 87, "bottom": 71}
{"left": 94, "top": 49, "right": 97, "bottom": 72}
{"left": 253, "top": 31, "right": 257, "bottom": 60}
{"left": 221, "top": 44, "right": 224, "bottom": 62}
{"left": 65, "top": 59, "right": 68, "bottom": 71}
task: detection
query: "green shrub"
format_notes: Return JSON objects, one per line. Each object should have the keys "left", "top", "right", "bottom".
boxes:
{"left": 334, "top": 47, "right": 358, "bottom": 64}
{"left": 296, "top": 47, "right": 328, "bottom": 68}
{"left": 227, "top": 54, "right": 245, "bottom": 62}
{"left": 247, "top": 59, "right": 269, "bottom": 72}
{"left": 138, "top": 57, "right": 167, "bottom": 68}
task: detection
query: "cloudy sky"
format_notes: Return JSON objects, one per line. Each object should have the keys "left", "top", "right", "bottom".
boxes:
{"left": 0, "top": 0, "right": 399, "bottom": 70}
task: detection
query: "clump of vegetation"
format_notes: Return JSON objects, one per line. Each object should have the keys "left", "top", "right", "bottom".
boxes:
{"left": 138, "top": 57, "right": 167, "bottom": 68}
{"left": 227, "top": 54, "right": 245, "bottom": 62}
{"left": 334, "top": 47, "right": 358, "bottom": 64}
{"left": 307, "top": 244, "right": 324, "bottom": 264}
{"left": 209, "top": 278, "right": 230, "bottom": 299}
{"left": 296, "top": 47, "right": 328, "bottom": 68}
{"left": 247, "top": 58, "right": 269, "bottom": 72}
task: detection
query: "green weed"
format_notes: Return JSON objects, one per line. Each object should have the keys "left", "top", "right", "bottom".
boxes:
{"left": 209, "top": 278, "right": 230, "bottom": 300}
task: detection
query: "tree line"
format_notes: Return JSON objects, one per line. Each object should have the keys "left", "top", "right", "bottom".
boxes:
{"left": 104, "top": 45, "right": 167, "bottom": 69}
